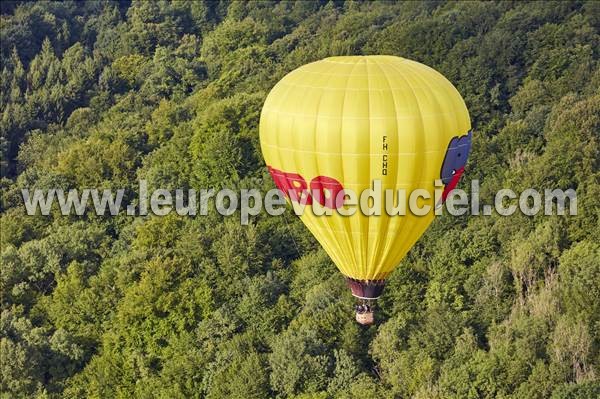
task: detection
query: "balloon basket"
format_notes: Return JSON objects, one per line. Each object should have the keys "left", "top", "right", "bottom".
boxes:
{"left": 355, "top": 309, "right": 375, "bottom": 325}
{"left": 354, "top": 300, "right": 375, "bottom": 326}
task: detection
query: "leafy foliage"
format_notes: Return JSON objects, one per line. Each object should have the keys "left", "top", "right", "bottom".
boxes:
{"left": 1, "top": 1, "right": 599, "bottom": 398}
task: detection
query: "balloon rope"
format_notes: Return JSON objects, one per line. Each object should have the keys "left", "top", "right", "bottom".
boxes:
{"left": 282, "top": 212, "right": 303, "bottom": 259}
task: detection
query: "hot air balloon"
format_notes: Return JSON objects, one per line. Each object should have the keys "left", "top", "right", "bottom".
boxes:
{"left": 259, "top": 55, "right": 471, "bottom": 325}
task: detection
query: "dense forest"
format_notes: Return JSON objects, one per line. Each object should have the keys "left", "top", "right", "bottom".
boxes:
{"left": 1, "top": 1, "right": 599, "bottom": 398}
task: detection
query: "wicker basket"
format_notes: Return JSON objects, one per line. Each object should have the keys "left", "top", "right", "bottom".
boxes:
{"left": 355, "top": 311, "right": 374, "bottom": 325}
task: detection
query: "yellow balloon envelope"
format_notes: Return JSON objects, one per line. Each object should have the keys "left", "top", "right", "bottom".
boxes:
{"left": 260, "top": 55, "right": 471, "bottom": 301}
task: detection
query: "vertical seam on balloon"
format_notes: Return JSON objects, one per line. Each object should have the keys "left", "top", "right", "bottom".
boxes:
{"left": 311, "top": 61, "right": 350, "bottom": 277}
{"left": 336, "top": 60, "right": 360, "bottom": 277}
{"left": 380, "top": 60, "right": 423, "bottom": 277}
{"left": 335, "top": 59, "right": 361, "bottom": 278}
{"left": 404, "top": 67, "right": 447, "bottom": 181}
{"left": 370, "top": 58, "right": 398, "bottom": 280}
{"left": 383, "top": 60, "right": 424, "bottom": 268}
{"left": 406, "top": 62, "right": 445, "bottom": 260}
{"left": 302, "top": 66, "right": 333, "bottom": 272}
{"left": 396, "top": 61, "right": 449, "bottom": 262}
{"left": 395, "top": 62, "right": 438, "bottom": 262}
{"left": 272, "top": 80, "right": 300, "bottom": 174}
{"left": 263, "top": 82, "right": 295, "bottom": 202}
{"left": 363, "top": 57, "right": 373, "bottom": 281}
{"left": 365, "top": 58, "right": 383, "bottom": 280}
{"left": 387, "top": 60, "right": 429, "bottom": 267}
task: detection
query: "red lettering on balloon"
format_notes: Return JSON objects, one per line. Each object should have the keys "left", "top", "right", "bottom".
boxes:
{"left": 310, "top": 176, "right": 345, "bottom": 209}
{"left": 267, "top": 166, "right": 312, "bottom": 205}
{"left": 267, "top": 166, "right": 345, "bottom": 209}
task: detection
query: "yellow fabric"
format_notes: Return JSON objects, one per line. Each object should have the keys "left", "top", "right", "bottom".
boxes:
{"left": 259, "top": 55, "right": 471, "bottom": 281}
